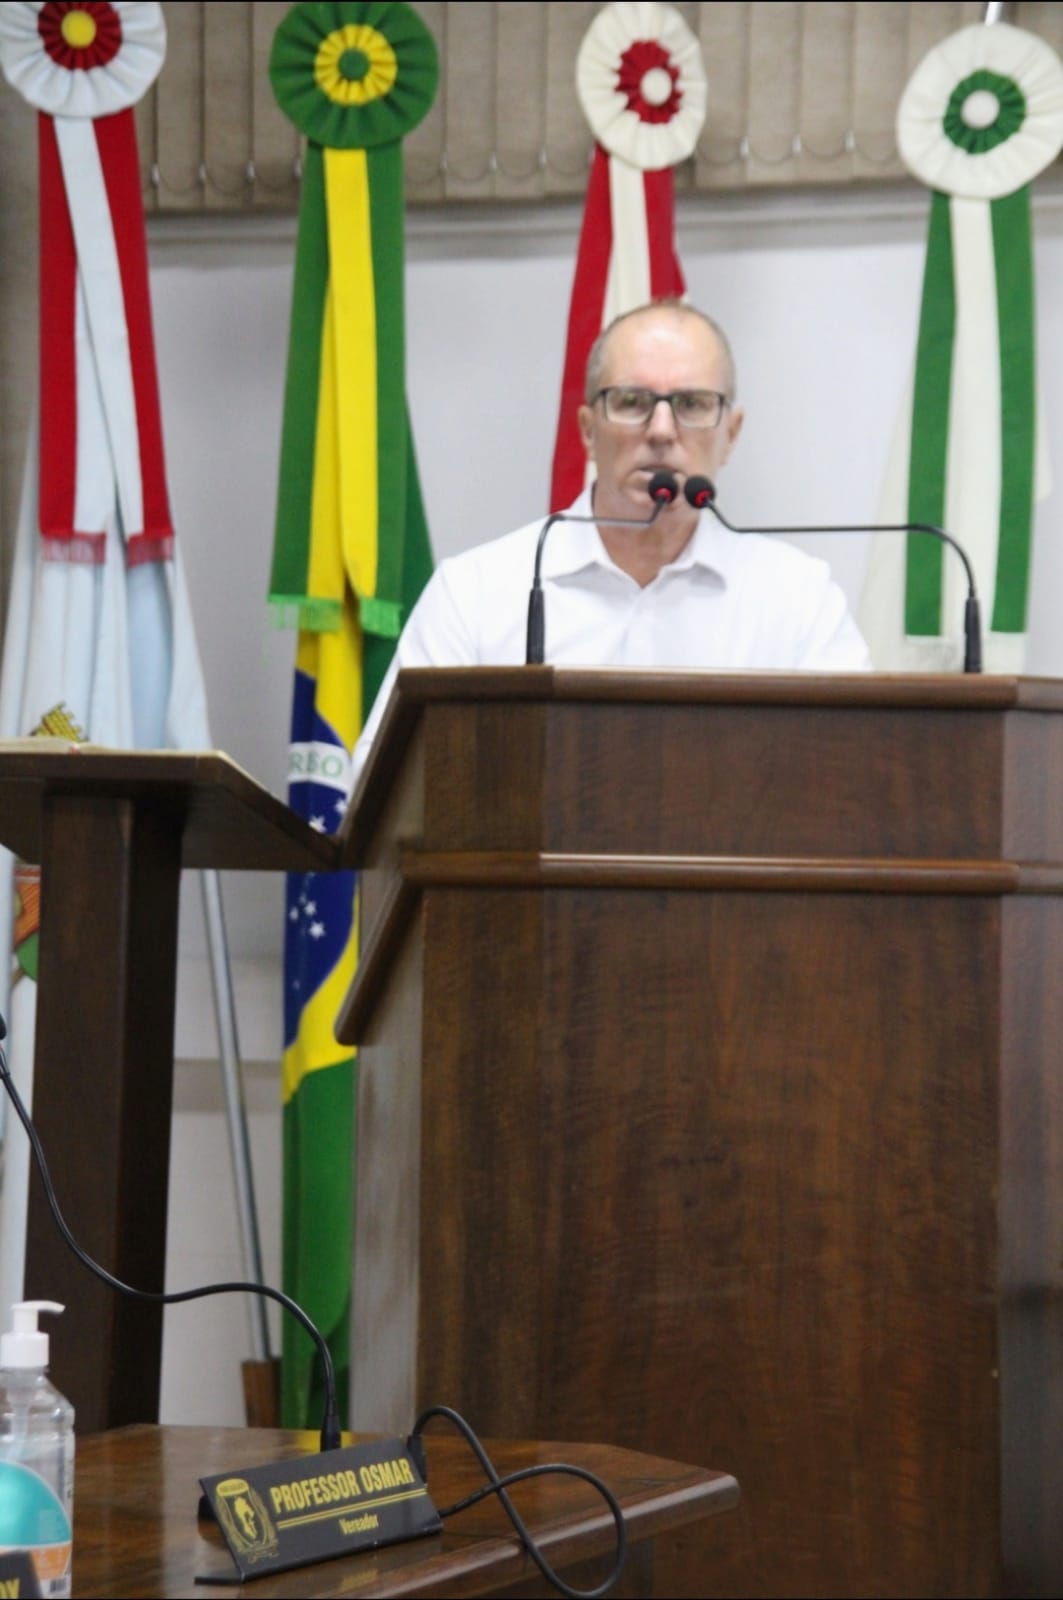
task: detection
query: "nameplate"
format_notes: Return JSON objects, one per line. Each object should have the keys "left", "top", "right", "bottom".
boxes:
{"left": 197, "top": 1437, "right": 441, "bottom": 1583}
{"left": 0, "top": 1550, "right": 43, "bottom": 1598}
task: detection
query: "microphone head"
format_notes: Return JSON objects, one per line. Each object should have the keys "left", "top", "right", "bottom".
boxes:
{"left": 648, "top": 470, "right": 678, "bottom": 505}
{"left": 684, "top": 475, "right": 715, "bottom": 509}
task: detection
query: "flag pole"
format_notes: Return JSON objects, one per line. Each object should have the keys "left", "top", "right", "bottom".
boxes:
{"left": 199, "top": 868, "right": 278, "bottom": 1419}
{"left": 0, "top": 410, "right": 44, "bottom": 1319}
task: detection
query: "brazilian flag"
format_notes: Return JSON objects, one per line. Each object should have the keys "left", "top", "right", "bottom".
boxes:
{"left": 269, "top": 1, "right": 438, "bottom": 1428}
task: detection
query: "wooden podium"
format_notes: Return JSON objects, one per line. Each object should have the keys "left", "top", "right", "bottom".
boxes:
{"left": 339, "top": 668, "right": 1063, "bottom": 1600}
{"left": 0, "top": 747, "right": 338, "bottom": 1433}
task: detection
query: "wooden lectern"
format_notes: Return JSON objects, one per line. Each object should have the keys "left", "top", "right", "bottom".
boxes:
{"left": 339, "top": 667, "right": 1063, "bottom": 1600}
{"left": 0, "top": 747, "right": 338, "bottom": 1433}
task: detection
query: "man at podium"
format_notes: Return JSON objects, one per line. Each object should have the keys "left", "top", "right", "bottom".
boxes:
{"left": 355, "top": 299, "right": 869, "bottom": 773}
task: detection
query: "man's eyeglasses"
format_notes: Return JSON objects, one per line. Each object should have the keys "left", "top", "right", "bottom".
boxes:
{"left": 593, "top": 387, "right": 729, "bottom": 429}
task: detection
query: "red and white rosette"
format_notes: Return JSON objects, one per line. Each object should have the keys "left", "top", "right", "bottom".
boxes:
{"left": 550, "top": 2, "right": 707, "bottom": 509}
{"left": 0, "top": 3, "right": 172, "bottom": 563}
{"left": 577, "top": 0, "right": 706, "bottom": 173}
{"left": 0, "top": 0, "right": 164, "bottom": 116}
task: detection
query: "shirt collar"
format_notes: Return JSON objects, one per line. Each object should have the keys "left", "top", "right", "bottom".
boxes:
{"left": 539, "top": 483, "right": 736, "bottom": 586}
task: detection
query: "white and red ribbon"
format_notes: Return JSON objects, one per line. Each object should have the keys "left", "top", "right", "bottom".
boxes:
{"left": 550, "top": 2, "right": 707, "bottom": 510}
{"left": 0, "top": 3, "right": 171, "bottom": 562}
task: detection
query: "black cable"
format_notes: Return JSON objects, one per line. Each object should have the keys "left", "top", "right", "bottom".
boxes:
{"left": 3, "top": 1025, "right": 623, "bottom": 1590}
{"left": 0, "top": 1040, "right": 341, "bottom": 1452}
{"left": 410, "top": 1403, "right": 627, "bottom": 1600}
{"left": 437, "top": 1461, "right": 627, "bottom": 1519}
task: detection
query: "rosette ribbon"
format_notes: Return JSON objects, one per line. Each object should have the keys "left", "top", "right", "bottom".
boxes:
{"left": 0, "top": 3, "right": 213, "bottom": 1330}
{"left": 268, "top": 0, "right": 437, "bottom": 1432}
{"left": 0, "top": 2, "right": 172, "bottom": 564}
{"left": 268, "top": 0, "right": 437, "bottom": 640}
{"left": 861, "top": 21, "right": 1063, "bottom": 671}
{"left": 550, "top": 1, "right": 707, "bottom": 510}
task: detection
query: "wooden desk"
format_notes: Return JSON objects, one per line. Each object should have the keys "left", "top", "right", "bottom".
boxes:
{"left": 0, "top": 748, "right": 338, "bottom": 1432}
{"left": 70, "top": 1425, "right": 738, "bottom": 1597}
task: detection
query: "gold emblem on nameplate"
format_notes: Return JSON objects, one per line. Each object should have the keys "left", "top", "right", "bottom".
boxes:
{"left": 213, "top": 1477, "right": 280, "bottom": 1563}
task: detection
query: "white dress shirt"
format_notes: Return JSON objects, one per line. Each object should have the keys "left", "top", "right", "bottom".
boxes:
{"left": 353, "top": 487, "right": 870, "bottom": 776}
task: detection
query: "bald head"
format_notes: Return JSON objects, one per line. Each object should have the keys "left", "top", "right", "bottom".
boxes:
{"left": 584, "top": 300, "right": 738, "bottom": 406}
{"left": 576, "top": 296, "right": 746, "bottom": 549}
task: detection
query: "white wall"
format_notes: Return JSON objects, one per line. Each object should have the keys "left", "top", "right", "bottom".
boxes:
{"left": 154, "top": 175, "right": 1063, "bottom": 1422}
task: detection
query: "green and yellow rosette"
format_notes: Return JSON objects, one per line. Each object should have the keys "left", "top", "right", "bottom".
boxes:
{"left": 268, "top": 1, "right": 438, "bottom": 638}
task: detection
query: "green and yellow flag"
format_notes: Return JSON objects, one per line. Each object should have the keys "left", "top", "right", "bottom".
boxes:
{"left": 268, "top": 0, "right": 437, "bottom": 1429}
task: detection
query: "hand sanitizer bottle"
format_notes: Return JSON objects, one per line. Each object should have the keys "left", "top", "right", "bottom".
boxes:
{"left": 0, "top": 1301, "right": 75, "bottom": 1597}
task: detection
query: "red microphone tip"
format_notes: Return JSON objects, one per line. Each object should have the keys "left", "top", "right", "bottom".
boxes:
{"left": 648, "top": 471, "right": 678, "bottom": 504}
{"left": 683, "top": 476, "right": 715, "bottom": 509}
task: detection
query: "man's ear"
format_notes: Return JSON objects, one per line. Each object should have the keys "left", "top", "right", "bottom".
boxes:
{"left": 719, "top": 404, "right": 745, "bottom": 467}
{"left": 578, "top": 403, "right": 595, "bottom": 459}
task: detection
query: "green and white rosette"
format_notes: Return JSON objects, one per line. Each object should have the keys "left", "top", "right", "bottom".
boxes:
{"left": 861, "top": 21, "right": 1063, "bottom": 672}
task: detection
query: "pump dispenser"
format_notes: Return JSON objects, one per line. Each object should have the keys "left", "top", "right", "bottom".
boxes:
{"left": 0, "top": 1301, "right": 75, "bottom": 1597}
{"left": 1, "top": 1300, "right": 61, "bottom": 1369}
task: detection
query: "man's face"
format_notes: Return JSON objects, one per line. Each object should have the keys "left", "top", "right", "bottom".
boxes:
{"left": 577, "top": 310, "right": 744, "bottom": 516}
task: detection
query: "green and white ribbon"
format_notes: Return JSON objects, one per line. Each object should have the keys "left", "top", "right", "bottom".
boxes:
{"left": 861, "top": 22, "right": 1063, "bottom": 671}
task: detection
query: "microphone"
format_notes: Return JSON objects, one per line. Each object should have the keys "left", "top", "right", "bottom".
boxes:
{"left": 684, "top": 476, "right": 983, "bottom": 674}
{"left": 526, "top": 471, "right": 678, "bottom": 665}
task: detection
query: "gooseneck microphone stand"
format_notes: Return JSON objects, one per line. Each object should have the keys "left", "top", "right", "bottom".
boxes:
{"left": 684, "top": 475, "right": 983, "bottom": 674}
{"left": 526, "top": 472, "right": 679, "bottom": 664}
